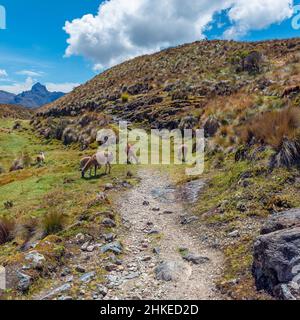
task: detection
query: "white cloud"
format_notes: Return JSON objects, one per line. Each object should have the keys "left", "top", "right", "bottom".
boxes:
{"left": 224, "top": 0, "right": 294, "bottom": 38}
{"left": 45, "top": 82, "right": 80, "bottom": 93}
{"left": 0, "top": 77, "right": 35, "bottom": 94}
{"left": 64, "top": 0, "right": 294, "bottom": 69}
{"left": 16, "top": 70, "right": 44, "bottom": 77}
{"left": 0, "top": 69, "right": 8, "bottom": 77}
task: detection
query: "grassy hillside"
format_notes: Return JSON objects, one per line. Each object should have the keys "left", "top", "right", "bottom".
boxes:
{"left": 0, "top": 118, "right": 137, "bottom": 299}
{"left": 0, "top": 104, "right": 33, "bottom": 119}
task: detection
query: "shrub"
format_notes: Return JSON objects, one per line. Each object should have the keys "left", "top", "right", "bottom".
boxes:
{"left": 9, "top": 158, "right": 23, "bottom": 172}
{"left": 42, "top": 212, "right": 65, "bottom": 236}
{"left": 270, "top": 138, "right": 300, "bottom": 169}
{"left": 121, "top": 93, "right": 129, "bottom": 103}
{"left": 241, "top": 107, "right": 300, "bottom": 150}
{"left": 22, "top": 151, "right": 32, "bottom": 168}
{"left": 18, "top": 217, "right": 38, "bottom": 243}
{"left": 0, "top": 218, "right": 15, "bottom": 245}
{"left": 230, "top": 50, "right": 263, "bottom": 74}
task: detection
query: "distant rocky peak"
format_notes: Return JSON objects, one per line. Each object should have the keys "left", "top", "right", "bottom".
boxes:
{"left": 31, "top": 82, "right": 48, "bottom": 93}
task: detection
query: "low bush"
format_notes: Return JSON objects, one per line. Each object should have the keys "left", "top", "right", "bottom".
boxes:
{"left": 121, "top": 93, "right": 129, "bottom": 103}
{"left": 42, "top": 212, "right": 65, "bottom": 237}
{"left": 241, "top": 107, "right": 300, "bottom": 150}
{"left": 0, "top": 218, "right": 15, "bottom": 245}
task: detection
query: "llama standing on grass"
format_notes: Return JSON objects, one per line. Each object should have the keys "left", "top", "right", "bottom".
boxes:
{"left": 81, "top": 151, "right": 114, "bottom": 178}
{"left": 80, "top": 155, "right": 99, "bottom": 178}
{"left": 96, "top": 150, "right": 114, "bottom": 174}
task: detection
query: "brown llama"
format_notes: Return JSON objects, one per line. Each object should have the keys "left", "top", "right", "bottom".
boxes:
{"left": 81, "top": 151, "right": 114, "bottom": 178}
{"left": 81, "top": 154, "right": 99, "bottom": 178}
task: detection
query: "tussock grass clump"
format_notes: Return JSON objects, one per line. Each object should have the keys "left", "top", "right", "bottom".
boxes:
{"left": 241, "top": 107, "right": 300, "bottom": 168}
{"left": 19, "top": 217, "right": 38, "bottom": 243}
{"left": 0, "top": 217, "right": 15, "bottom": 245}
{"left": 42, "top": 212, "right": 65, "bottom": 237}
{"left": 241, "top": 107, "right": 300, "bottom": 150}
{"left": 9, "top": 151, "right": 32, "bottom": 172}
{"left": 121, "top": 93, "right": 129, "bottom": 103}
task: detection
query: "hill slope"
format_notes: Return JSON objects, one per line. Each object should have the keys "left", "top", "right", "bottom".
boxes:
{"left": 0, "top": 104, "right": 33, "bottom": 119}
{"left": 34, "top": 39, "right": 300, "bottom": 155}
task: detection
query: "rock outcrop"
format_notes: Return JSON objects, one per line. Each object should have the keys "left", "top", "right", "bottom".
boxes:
{"left": 252, "top": 209, "right": 300, "bottom": 300}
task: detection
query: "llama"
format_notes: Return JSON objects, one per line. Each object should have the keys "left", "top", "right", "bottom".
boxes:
{"left": 81, "top": 151, "right": 113, "bottom": 178}
{"left": 125, "top": 143, "right": 139, "bottom": 164}
{"left": 80, "top": 155, "right": 99, "bottom": 178}
{"left": 177, "top": 144, "right": 188, "bottom": 163}
{"left": 96, "top": 150, "right": 114, "bottom": 175}
{"left": 36, "top": 152, "right": 45, "bottom": 165}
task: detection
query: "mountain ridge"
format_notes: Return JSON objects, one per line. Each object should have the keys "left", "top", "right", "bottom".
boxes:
{"left": 0, "top": 83, "right": 65, "bottom": 109}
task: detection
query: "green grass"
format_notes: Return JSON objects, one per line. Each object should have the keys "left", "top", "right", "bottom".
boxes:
{"left": 0, "top": 118, "right": 136, "bottom": 241}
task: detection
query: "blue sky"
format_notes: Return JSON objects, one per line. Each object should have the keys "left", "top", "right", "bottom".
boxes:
{"left": 0, "top": 0, "right": 299, "bottom": 94}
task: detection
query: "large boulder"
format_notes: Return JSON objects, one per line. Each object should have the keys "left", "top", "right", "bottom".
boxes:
{"left": 261, "top": 209, "right": 300, "bottom": 235}
{"left": 252, "top": 209, "right": 300, "bottom": 300}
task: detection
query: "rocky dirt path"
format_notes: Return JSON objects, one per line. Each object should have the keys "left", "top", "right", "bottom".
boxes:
{"left": 106, "top": 168, "right": 224, "bottom": 300}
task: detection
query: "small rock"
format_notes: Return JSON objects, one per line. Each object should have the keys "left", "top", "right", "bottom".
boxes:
{"left": 100, "top": 241, "right": 123, "bottom": 255}
{"left": 127, "top": 171, "right": 133, "bottom": 178}
{"left": 228, "top": 230, "right": 240, "bottom": 238}
{"left": 80, "top": 271, "right": 96, "bottom": 283}
{"left": 155, "top": 263, "right": 173, "bottom": 281}
{"left": 236, "top": 202, "right": 247, "bottom": 212}
{"left": 17, "top": 272, "right": 32, "bottom": 293}
{"left": 97, "top": 285, "right": 108, "bottom": 297}
{"left": 104, "top": 183, "right": 114, "bottom": 191}
{"left": 183, "top": 254, "right": 210, "bottom": 265}
{"left": 86, "top": 245, "right": 95, "bottom": 252}
{"left": 106, "top": 275, "right": 123, "bottom": 288}
{"left": 141, "top": 242, "right": 149, "bottom": 249}
{"left": 42, "top": 284, "right": 71, "bottom": 300}
{"left": 143, "top": 201, "right": 150, "bottom": 206}
{"left": 180, "top": 216, "right": 198, "bottom": 225}
{"left": 162, "top": 210, "right": 173, "bottom": 215}
{"left": 110, "top": 255, "right": 123, "bottom": 265}
{"left": 25, "top": 251, "right": 45, "bottom": 269}
{"left": 105, "top": 263, "right": 117, "bottom": 272}
{"left": 124, "top": 272, "right": 140, "bottom": 280}
{"left": 103, "top": 233, "right": 115, "bottom": 242}
{"left": 147, "top": 229, "right": 159, "bottom": 235}
{"left": 81, "top": 241, "right": 90, "bottom": 251}
{"left": 75, "top": 233, "right": 85, "bottom": 244}
{"left": 153, "top": 247, "right": 161, "bottom": 255}
{"left": 61, "top": 267, "right": 71, "bottom": 277}
{"left": 152, "top": 208, "right": 160, "bottom": 212}
{"left": 102, "top": 218, "right": 116, "bottom": 228}
{"left": 58, "top": 296, "right": 73, "bottom": 301}
{"left": 75, "top": 266, "right": 86, "bottom": 273}
{"left": 141, "top": 256, "right": 152, "bottom": 262}
{"left": 155, "top": 261, "right": 190, "bottom": 282}
{"left": 65, "top": 275, "right": 74, "bottom": 283}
